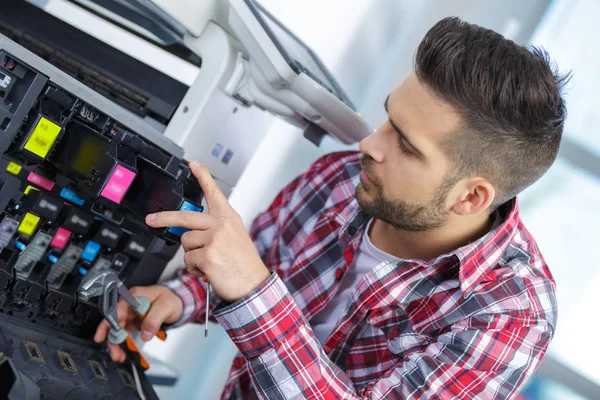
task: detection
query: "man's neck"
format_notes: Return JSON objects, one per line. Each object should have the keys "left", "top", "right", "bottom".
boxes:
{"left": 368, "top": 213, "right": 495, "bottom": 261}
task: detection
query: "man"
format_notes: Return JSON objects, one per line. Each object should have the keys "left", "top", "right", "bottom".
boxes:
{"left": 95, "top": 17, "right": 567, "bottom": 399}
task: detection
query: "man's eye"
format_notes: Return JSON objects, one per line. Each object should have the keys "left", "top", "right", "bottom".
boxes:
{"left": 397, "top": 136, "right": 412, "bottom": 155}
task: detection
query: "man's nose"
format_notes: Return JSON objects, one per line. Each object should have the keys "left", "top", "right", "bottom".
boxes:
{"left": 359, "top": 130, "right": 385, "bottom": 163}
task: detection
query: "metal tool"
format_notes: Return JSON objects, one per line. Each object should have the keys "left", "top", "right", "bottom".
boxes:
{"left": 79, "top": 270, "right": 166, "bottom": 369}
{"left": 201, "top": 274, "right": 210, "bottom": 337}
{"left": 205, "top": 282, "right": 210, "bottom": 337}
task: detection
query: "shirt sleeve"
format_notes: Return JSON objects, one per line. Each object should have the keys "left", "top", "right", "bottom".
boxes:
{"left": 213, "top": 273, "right": 554, "bottom": 400}
{"left": 160, "top": 270, "right": 211, "bottom": 328}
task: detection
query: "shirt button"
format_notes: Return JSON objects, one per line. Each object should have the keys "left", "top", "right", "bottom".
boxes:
{"left": 343, "top": 249, "right": 353, "bottom": 263}
{"left": 233, "top": 356, "right": 244, "bottom": 368}
{"left": 348, "top": 226, "right": 357, "bottom": 236}
{"left": 335, "top": 268, "right": 344, "bottom": 281}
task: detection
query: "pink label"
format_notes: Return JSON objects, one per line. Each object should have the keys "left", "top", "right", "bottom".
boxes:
{"left": 100, "top": 164, "right": 136, "bottom": 204}
{"left": 50, "top": 227, "right": 72, "bottom": 250}
{"left": 27, "top": 172, "right": 55, "bottom": 191}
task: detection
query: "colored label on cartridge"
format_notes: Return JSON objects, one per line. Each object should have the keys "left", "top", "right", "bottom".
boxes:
{"left": 168, "top": 201, "right": 203, "bottom": 237}
{"left": 24, "top": 185, "right": 39, "bottom": 195}
{"left": 81, "top": 240, "right": 101, "bottom": 262}
{"left": 23, "top": 117, "right": 61, "bottom": 159}
{"left": 100, "top": 164, "right": 136, "bottom": 204}
{"left": 27, "top": 172, "right": 55, "bottom": 191}
{"left": 18, "top": 213, "right": 40, "bottom": 236}
{"left": 50, "top": 227, "right": 72, "bottom": 250}
{"left": 60, "top": 187, "right": 85, "bottom": 206}
{"left": 6, "top": 162, "right": 22, "bottom": 175}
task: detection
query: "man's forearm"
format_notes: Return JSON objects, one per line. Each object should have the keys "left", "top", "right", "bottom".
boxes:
{"left": 213, "top": 272, "right": 363, "bottom": 399}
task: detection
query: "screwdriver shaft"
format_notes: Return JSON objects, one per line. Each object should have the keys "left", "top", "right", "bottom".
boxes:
{"left": 205, "top": 282, "right": 210, "bottom": 337}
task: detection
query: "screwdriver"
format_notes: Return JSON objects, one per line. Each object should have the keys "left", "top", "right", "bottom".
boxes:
{"left": 202, "top": 275, "right": 210, "bottom": 337}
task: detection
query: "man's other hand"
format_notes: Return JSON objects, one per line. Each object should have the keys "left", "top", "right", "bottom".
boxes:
{"left": 94, "top": 285, "right": 183, "bottom": 363}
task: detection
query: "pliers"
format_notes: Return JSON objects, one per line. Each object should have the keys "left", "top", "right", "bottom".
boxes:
{"left": 79, "top": 270, "right": 167, "bottom": 370}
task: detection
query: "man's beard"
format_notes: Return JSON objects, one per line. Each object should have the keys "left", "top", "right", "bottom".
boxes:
{"left": 356, "top": 155, "right": 455, "bottom": 232}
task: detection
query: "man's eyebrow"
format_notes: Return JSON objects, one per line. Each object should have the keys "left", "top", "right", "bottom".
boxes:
{"left": 384, "top": 95, "right": 425, "bottom": 158}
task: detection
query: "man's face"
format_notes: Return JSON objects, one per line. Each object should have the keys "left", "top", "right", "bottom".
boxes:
{"left": 357, "top": 73, "right": 462, "bottom": 232}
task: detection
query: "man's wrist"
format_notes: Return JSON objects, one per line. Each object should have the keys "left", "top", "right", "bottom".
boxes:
{"left": 160, "top": 276, "right": 198, "bottom": 328}
{"left": 229, "top": 267, "right": 272, "bottom": 303}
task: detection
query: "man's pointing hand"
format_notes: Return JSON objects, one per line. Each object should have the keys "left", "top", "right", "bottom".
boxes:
{"left": 146, "top": 161, "right": 270, "bottom": 303}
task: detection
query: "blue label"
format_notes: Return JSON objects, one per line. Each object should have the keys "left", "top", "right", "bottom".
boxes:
{"left": 167, "top": 226, "right": 186, "bottom": 237}
{"left": 78, "top": 266, "right": 88, "bottom": 276}
{"left": 60, "top": 188, "right": 85, "bottom": 206}
{"left": 168, "top": 201, "right": 203, "bottom": 236}
{"left": 48, "top": 254, "right": 59, "bottom": 264}
{"left": 81, "top": 240, "right": 101, "bottom": 262}
{"left": 211, "top": 143, "right": 223, "bottom": 157}
{"left": 179, "top": 201, "right": 202, "bottom": 213}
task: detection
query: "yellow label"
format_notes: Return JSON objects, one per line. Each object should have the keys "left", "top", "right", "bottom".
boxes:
{"left": 23, "top": 117, "right": 61, "bottom": 159}
{"left": 18, "top": 213, "right": 40, "bottom": 236}
{"left": 6, "top": 161, "right": 22, "bottom": 175}
{"left": 24, "top": 185, "right": 39, "bottom": 195}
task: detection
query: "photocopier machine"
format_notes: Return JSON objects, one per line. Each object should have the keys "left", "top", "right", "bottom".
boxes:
{"left": 0, "top": 0, "right": 372, "bottom": 398}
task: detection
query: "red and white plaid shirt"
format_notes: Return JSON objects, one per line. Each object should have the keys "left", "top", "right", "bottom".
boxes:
{"left": 164, "top": 151, "right": 557, "bottom": 399}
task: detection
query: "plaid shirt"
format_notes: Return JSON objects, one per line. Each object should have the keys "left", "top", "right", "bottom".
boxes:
{"left": 164, "top": 151, "right": 557, "bottom": 399}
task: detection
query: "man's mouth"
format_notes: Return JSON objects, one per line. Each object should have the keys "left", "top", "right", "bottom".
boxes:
{"left": 360, "top": 169, "right": 373, "bottom": 185}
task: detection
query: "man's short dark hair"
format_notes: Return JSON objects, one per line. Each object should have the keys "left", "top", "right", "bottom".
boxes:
{"left": 414, "top": 17, "right": 570, "bottom": 209}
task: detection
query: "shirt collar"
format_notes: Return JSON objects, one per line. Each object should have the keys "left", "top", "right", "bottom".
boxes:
{"left": 454, "top": 198, "right": 520, "bottom": 296}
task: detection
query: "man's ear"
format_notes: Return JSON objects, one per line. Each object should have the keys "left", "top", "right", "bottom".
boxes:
{"left": 451, "top": 178, "right": 495, "bottom": 215}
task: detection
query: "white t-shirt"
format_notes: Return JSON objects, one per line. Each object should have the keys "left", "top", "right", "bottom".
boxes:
{"left": 311, "top": 218, "right": 400, "bottom": 345}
